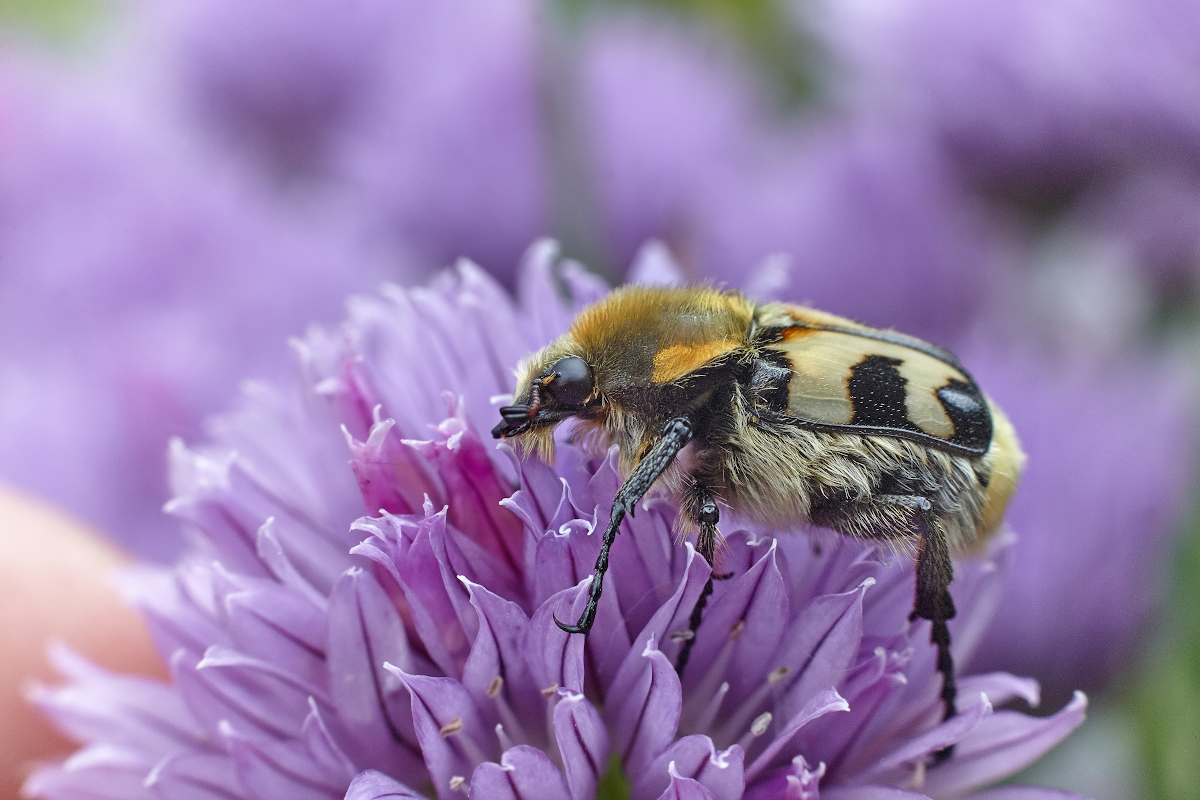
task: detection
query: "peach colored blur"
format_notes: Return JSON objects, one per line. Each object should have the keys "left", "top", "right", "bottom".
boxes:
{"left": 0, "top": 487, "right": 165, "bottom": 800}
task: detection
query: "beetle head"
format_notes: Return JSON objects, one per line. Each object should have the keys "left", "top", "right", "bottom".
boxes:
{"left": 491, "top": 356, "right": 594, "bottom": 441}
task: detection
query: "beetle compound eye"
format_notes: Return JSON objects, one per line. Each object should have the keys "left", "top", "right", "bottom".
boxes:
{"left": 545, "top": 357, "right": 593, "bottom": 406}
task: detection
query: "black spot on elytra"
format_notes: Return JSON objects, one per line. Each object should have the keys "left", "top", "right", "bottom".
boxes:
{"left": 938, "top": 379, "right": 992, "bottom": 452}
{"left": 848, "top": 355, "right": 919, "bottom": 431}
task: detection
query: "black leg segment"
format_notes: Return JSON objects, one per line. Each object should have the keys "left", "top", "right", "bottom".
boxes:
{"left": 674, "top": 483, "right": 720, "bottom": 676}
{"left": 554, "top": 417, "right": 694, "bottom": 635}
{"left": 909, "top": 514, "right": 958, "bottom": 764}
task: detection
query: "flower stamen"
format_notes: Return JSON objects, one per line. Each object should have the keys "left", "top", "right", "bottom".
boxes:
{"left": 911, "top": 760, "right": 926, "bottom": 790}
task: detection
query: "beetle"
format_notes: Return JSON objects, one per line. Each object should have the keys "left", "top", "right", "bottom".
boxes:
{"left": 492, "top": 285, "right": 1024, "bottom": 739}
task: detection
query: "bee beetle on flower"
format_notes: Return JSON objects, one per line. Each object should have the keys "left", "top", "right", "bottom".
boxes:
{"left": 493, "top": 285, "right": 1025, "bottom": 738}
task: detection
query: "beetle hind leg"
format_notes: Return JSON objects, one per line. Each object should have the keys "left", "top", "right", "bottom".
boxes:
{"left": 910, "top": 513, "right": 958, "bottom": 765}
{"left": 812, "top": 494, "right": 960, "bottom": 764}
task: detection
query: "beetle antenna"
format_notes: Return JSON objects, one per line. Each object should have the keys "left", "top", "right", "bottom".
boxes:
{"left": 527, "top": 383, "right": 542, "bottom": 416}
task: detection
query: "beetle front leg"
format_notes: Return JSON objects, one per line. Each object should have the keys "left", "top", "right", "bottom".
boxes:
{"left": 554, "top": 417, "right": 694, "bottom": 635}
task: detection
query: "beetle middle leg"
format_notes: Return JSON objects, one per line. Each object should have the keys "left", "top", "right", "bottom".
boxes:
{"left": 674, "top": 482, "right": 721, "bottom": 676}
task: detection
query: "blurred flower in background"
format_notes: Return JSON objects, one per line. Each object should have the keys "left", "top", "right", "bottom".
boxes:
{"left": 1, "top": 0, "right": 1198, "bottom": 797}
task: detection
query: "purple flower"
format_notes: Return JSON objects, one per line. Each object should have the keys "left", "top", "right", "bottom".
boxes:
{"left": 27, "top": 246, "right": 1088, "bottom": 800}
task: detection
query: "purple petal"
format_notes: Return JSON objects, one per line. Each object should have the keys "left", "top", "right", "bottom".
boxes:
{"left": 525, "top": 582, "right": 589, "bottom": 695}
{"left": 461, "top": 579, "right": 543, "bottom": 735}
{"left": 940, "top": 539, "right": 1012, "bottom": 667}
{"left": 389, "top": 504, "right": 476, "bottom": 676}
{"left": 164, "top": 449, "right": 271, "bottom": 579}
{"left": 346, "top": 417, "right": 433, "bottom": 516}
{"left": 403, "top": 405, "right": 524, "bottom": 593}
{"left": 301, "top": 700, "right": 360, "bottom": 784}
{"left": 558, "top": 258, "right": 612, "bottom": 311}
{"left": 921, "top": 693, "right": 1088, "bottom": 798}
{"left": 123, "top": 564, "right": 234, "bottom": 665}
{"left": 608, "top": 545, "right": 711, "bottom": 704}
{"left": 344, "top": 769, "right": 425, "bottom": 800}
{"left": 856, "top": 693, "right": 993, "bottom": 784}
{"left": 223, "top": 582, "right": 329, "bottom": 687}
{"left": 742, "top": 756, "right": 824, "bottom": 800}
{"left": 255, "top": 520, "right": 332, "bottom": 609}
{"left": 391, "top": 669, "right": 494, "bottom": 800}
{"left": 498, "top": 450, "right": 575, "bottom": 547}
{"left": 744, "top": 687, "right": 850, "bottom": 783}
{"left": 515, "top": 240, "right": 578, "bottom": 361}
{"left": 22, "top": 745, "right": 157, "bottom": 800}
{"left": 326, "top": 566, "right": 421, "bottom": 769}
{"left": 789, "top": 647, "right": 909, "bottom": 775}
{"left": 31, "top": 645, "right": 203, "bottom": 757}
{"left": 774, "top": 581, "right": 871, "bottom": 724}
{"left": 145, "top": 752, "right": 243, "bottom": 800}
{"left": 609, "top": 637, "right": 683, "bottom": 779}
{"left": 529, "top": 518, "right": 596, "bottom": 610}
{"left": 553, "top": 690, "right": 610, "bottom": 800}
{"left": 679, "top": 540, "right": 787, "bottom": 700}
{"left": 632, "top": 735, "right": 744, "bottom": 800}
{"left": 606, "top": 496, "right": 689, "bottom": 647}
{"left": 171, "top": 648, "right": 304, "bottom": 740}
{"left": 468, "top": 745, "right": 571, "bottom": 799}
{"left": 653, "top": 764, "right": 720, "bottom": 800}
{"left": 957, "top": 673, "right": 1041, "bottom": 709}
{"left": 221, "top": 721, "right": 347, "bottom": 800}
{"left": 195, "top": 645, "right": 331, "bottom": 733}
{"left": 627, "top": 241, "right": 687, "bottom": 286}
